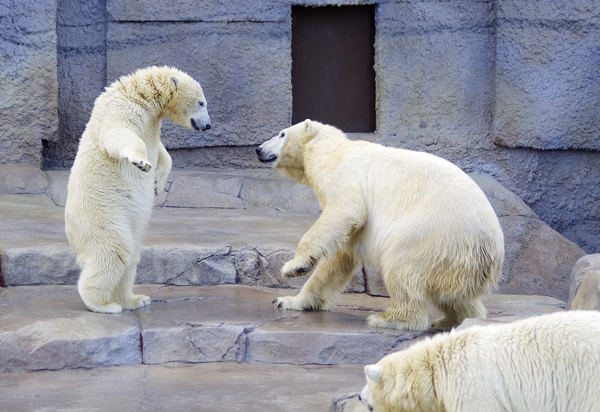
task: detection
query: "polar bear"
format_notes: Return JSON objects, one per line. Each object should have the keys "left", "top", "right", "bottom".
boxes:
{"left": 360, "top": 311, "right": 600, "bottom": 412}
{"left": 256, "top": 120, "right": 504, "bottom": 331}
{"left": 65, "top": 66, "right": 211, "bottom": 313}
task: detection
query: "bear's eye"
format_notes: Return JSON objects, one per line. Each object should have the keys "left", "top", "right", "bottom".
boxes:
{"left": 280, "top": 132, "right": 285, "bottom": 138}
{"left": 199, "top": 101, "right": 204, "bottom": 107}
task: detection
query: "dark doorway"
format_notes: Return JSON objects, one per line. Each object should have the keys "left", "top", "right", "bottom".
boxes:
{"left": 291, "top": 5, "right": 376, "bottom": 133}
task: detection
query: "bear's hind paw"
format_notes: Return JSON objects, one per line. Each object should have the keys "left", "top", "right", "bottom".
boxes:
{"left": 367, "top": 313, "right": 428, "bottom": 331}
{"left": 87, "top": 302, "right": 123, "bottom": 314}
{"left": 121, "top": 294, "right": 151, "bottom": 310}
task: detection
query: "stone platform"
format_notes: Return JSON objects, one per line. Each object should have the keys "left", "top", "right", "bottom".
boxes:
{"left": 0, "top": 171, "right": 571, "bottom": 411}
{"left": 0, "top": 283, "right": 566, "bottom": 374}
{"left": 0, "top": 284, "right": 565, "bottom": 411}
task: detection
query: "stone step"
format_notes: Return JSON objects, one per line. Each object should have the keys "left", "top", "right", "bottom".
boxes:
{"left": 44, "top": 168, "right": 322, "bottom": 213}
{"left": 0, "top": 167, "right": 587, "bottom": 303}
{"left": 0, "top": 193, "right": 371, "bottom": 292}
{"left": 0, "top": 362, "right": 367, "bottom": 412}
{"left": 0, "top": 284, "right": 566, "bottom": 373}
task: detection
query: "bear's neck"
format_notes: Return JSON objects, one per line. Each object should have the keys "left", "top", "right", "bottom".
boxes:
{"left": 119, "top": 75, "right": 170, "bottom": 119}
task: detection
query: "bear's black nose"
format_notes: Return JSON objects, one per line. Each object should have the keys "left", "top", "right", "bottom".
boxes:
{"left": 205, "top": 124, "right": 211, "bottom": 130}
{"left": 256, "top": 147, "right": 262, "bottom": 155}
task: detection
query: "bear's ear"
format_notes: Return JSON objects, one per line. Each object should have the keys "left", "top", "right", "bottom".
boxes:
{"left": 303, "top": 119, "right": 313, "bottom": 134}
{"left": 365, "top": 365, "right": 382, "bottom": 384}
{"left": 169, "top": 75, "right": 180, "bottom": 91}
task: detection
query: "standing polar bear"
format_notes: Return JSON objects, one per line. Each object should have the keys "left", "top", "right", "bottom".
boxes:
{"left": 360, "top": 311, "right": 600, "bottom": 412}
{"left": 65, "top": 66, "right": 211, "bottom": 313}
{"left": 257, "top": 120, "right": 504, "bottom": 331}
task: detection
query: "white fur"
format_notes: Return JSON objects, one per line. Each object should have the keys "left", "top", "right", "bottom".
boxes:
{"left": 65, "top": 66, "right": 210, "bottom": 313}
{"left": 361, "top": 311, "right": 600, "bottom": 412}
{"left": 259, "top": 119, "right": 504, "bottom": 331}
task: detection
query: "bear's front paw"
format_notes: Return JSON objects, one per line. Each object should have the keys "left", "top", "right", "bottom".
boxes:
{"left": 273, "top": 296, "right": 305, "bottom": 311}
{"left": 281, "top": 257, "right": 315, "bottom": 278}
{"left": 130, "top": 158, "right": 152, "bottom": 172}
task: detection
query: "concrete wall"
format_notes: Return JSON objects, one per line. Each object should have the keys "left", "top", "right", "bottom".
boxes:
{"left": 2, "top": 0, "right": 600, "bottom": 253}
{"left": 42, "top": 0, "right": 107, "bottom": 169}
{"left": 0, "top": 0, "right": 58, "bottom": 166}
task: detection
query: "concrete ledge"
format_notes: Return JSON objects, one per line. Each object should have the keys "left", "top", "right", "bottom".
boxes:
{"left": 0, "top": 362, "right": 367, "bottom": 412}
{"left": 0, "top": 285, "right": 566, "bottom": 373}
{"left": 0, "top": 286, "right": 141, "bottom": 373}
{"left": 45, "top": 169, "right": 321, "bottom": 212}
{"left": 0, "top": 165, "right": 48, "bottom": 195}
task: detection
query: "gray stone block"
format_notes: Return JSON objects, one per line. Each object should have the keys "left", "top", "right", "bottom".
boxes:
{"left": 164, "top": 173, "right": 245, "bottom": 209}
{"left": 499, "top": 215, "right": 585, "bottom": 302}
{"left": 0, "top": 0, "right": 58, "bottom": 166}
{"left": 137, "top": 246, "right": 235, "bottom": 286}
{"left": 143, "top": 324, "right": 247, "bottom": 364}
{"left": 0, "top": 363, "right": 367, "bottom": 412}
{"left": 0, "top": 165, "right": 48, "bottom": 194}
{"left": 494, "top": 0, "right": 600, "bottom": 149}
{"left": 6, "top": 245, "right": 78, "bottom": 286}
{"left": 106, "top": 21, "right": 291, "bottom": 149}
{"left": 238, "top": 248, "right": 307, "bottom": 289}
{"left": 169, "top": 146, "right": 270, "bottom": 169}
{"left": 241, "top": 176, "right": 321, "bottom": 213}
{"left": 45, "top": 170, "right": 70, "bottom": 206}
{"left": 497, "top": 0, "right": 600, "bottom": 24}
{"left": 107, "top": 0, "right": 288, "bottom": 22}
{"left": 0, "top": 286, "right": 141, "bottom": 373}
{"left": 375, "top": 1, "right": 495, "bottom": 153}
{"left": 246, "top": 324, "right": 420, "bottom": 365}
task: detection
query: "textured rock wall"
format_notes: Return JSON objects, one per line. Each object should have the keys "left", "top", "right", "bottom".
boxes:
{"left": 0, "top": 0, "right": 58, "bottom": 166}
{"left": 42, "top": 0, "right": 107, "bottom": 169}
{"left": 494, "top": 0, "right": 600, "bottom": 150}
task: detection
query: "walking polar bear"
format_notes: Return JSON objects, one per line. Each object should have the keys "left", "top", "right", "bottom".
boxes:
{"left": 257, "top": 120, "right": 504, "bottom": 331}
{"left": 65, "top": 66, "right": 211, "bottom": 313}
{"left": 360, "top": 311, "right": 600, "bottom": 412}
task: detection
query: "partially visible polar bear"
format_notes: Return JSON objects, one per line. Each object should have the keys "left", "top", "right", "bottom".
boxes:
{"left": 360, "top": 311, "right": 600, "bottom": 412}
{"left": 256, "top": 120, "right": 503, "bottom": 331}
{"left": 65, "top": 66, "right": 211, "bottom": 313}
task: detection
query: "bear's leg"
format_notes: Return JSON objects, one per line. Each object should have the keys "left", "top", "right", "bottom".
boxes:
{"left": 432, "top": 297, "right": 486, "bottom": 331}
{"left": 113, "top": 260, "right": 151, "bottom": 310}
{"left": 78, "top": 257, "right": 125, "bottom": 314}
{"left": 274, "top": 250, "right": 356, "bottom": 311}
{"left": 367, "top": 273, "right": 430, "bottom": 331}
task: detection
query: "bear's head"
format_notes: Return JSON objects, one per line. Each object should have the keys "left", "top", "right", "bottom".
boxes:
{"left": 164, "top": 70, "right": 211, "bottom": 132}
{"left": 360, "top": 349, "right": 432, "bottom": 412}
{"left": 360, "top": 364, "right": 381, "bottom": 411}
{"left": 256, "top": 119, "right": 322, "bottom": 182}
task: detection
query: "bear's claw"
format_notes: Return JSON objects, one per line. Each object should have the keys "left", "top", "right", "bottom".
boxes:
{"left": 132, "top": 160, "right": 152, "bottom": 172}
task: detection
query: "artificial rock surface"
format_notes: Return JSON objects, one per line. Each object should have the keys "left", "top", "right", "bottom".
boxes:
{"left": 0, "top": 169, "right": 585, "bottom": 302}
{"left": 0, "top": 362, "right": 367, "bottom": 412}
{"left": 0, "top": 284, "right": 566, "bottom": 374}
